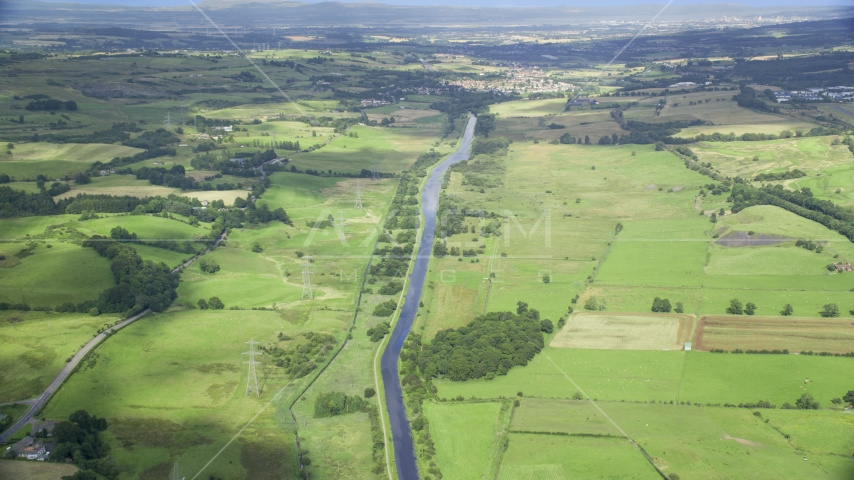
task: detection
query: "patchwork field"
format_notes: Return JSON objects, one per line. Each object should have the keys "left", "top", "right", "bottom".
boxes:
{"left": 0, "top": 143, "right": 145, "bottom": 179}
{"left": 694, "top": 315, "right": 854, "bottom": 353}
{"left": 550, "top": 312, "right": 695, "bottom": 350}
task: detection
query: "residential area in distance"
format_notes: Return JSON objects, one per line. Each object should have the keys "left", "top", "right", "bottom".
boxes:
{"left": 0, "top": 0, "right": 852, "bottom": 479}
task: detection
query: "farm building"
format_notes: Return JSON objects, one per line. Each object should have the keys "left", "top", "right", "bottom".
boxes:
{"left": 9, "top": 436, "right": 55, "bottom": 461}
{"left": 835, "top": 262, "right": 852, "bottom": 272}
{"left": 684, "top": 342, "right": 692, "bottom": 351}
{"left": 31, "top": 419, "right": 57, "bottom": 437}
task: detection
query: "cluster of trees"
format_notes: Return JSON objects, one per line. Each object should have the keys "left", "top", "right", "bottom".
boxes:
{"left": 651, "top": 297, "right": 684, "bottom": 313}
{"left": 367, "top": 321, "right": 390, "bottom": 342}
{"left": 199, "top": 258, "right": 220, "bottom": 274}
{"left": 416, "top": 306, "right": 545, "bottom": 381}
{"left": 197, "top": 296, "right": 224, "bottom": 310}
{"left": 372, "top": 300, "right": 397, "bottom": 317}
{"left": 263, "top": 331, "right": 337, "bottom": 379}
{"left": 314, "top": 391, "right": 367, "bottom": 418}
{"left": 378, "top": 281, "right": 403, "bottom": 295}
{"left": 52, "top": 410, "right": 117, "bottom": 480}
{"left": 732, "top": 86, "right": 780, "bottom": 114}
{"left": 754, "top": 169, "right": 806, "bottom": 182}
{"left": 83, "top": 236, "right": 178, "bottom": 314}
{"left": 25, "top": 96, "right": 77, "bottom": 111}
{"left": 726, "top": 299, "right": 757, "bottom": 315}
{"left": 470, "top": 136, "right": 510, "bottom": 156}
{"left": 134, "top": 164, "right": 198, "bottom": 190}
{"left": 734, "top": 52, "right": 854, "bottom": 90}
{"left": 795, "top": 238, "right": 822, "bottom": 252}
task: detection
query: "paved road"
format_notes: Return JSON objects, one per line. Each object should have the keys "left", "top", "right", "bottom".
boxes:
{"left": 0, "top": 231, "right": 226, "bottom": 443}
{"left": 380, "top": 115, "right": 476, "bottom": 480}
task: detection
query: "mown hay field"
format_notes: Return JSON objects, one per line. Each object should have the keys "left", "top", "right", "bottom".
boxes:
{"left": 550, "top": 312, "right": 695, "bottom": 350}
{"left": 694, "top": 315, "right": 854, "bottom": 353}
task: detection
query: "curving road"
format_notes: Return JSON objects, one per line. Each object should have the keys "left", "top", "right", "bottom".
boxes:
{"left": 0, "top": 231, "right": 227, "bottom": 444}
{"left": 380, "top": 115, "right": 476, "bottom": 480}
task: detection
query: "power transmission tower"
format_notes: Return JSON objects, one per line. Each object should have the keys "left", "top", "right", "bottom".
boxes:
{"left": 165, "top": 112, "right": 172, "bottom": 132}
{"left": 301, "top": 256, "right": 314, "bottom": 300}
{"left": 355, "top": 179, "right": 363, "bottom": 209}
{"left": 372, "top": 158, "right": 380, "bottom": 181}
{"left": 243, "top": 339, "right": 262, "bottom": 397}
{"left": 170, "top": 462, "right": 185, "bottom": 480}
{"left": 177, "top": 106, "right": 185, "bottom": 127}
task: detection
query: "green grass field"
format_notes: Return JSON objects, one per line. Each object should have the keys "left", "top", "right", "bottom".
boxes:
{"left": 0, "top": 143, "right": 144, "bottom": 179}
{"left": 0, "top": 242, "right": 115, "bottom": 306}
{"left": 0, "top": 310, "right": 113, "bottom": 403}
{"left": 41, "top": 309, "right": 305, "bottom": 480}
{"left": 423, "top": 401, "right": 503, "bottom": 480}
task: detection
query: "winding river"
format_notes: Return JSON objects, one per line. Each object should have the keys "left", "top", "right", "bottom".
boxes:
{"left": 380, "top": 115, "right": 477, "bottom": 480}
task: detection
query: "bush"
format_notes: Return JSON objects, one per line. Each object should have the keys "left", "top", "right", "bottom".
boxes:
{"left": 367, "top": 322, "right": 390, "bottom": 342}
{"left": 364, "top": 387, "right": 376, "bottom": 398}
{"left": 540, "top": 319, "right": 553, "bottom": 333}
{"left": 314, "top": 391, "right": 366, "bottom": 417}
{"left": 89, "top": 307, "right": 100, "bottom": 316}
{"left": 795, "top": 393, "right": 820, "bottom": 410}
{"left": 372, "top": 300, "right": 397, "bottom": 317}
{"left": 651, "top": 297, "right": 672, "bottom": 313}
{"left": 208, "top": 296, "right": 224, "bottom": 310}
{"left": 199, "top": 258, "right": 220, "bottom": 274}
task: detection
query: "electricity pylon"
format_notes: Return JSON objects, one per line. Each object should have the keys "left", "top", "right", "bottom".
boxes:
{"left": 170, "top": 462, "right": 185, "bottom": 480}
{"left": 355, "top": 179, "right": 363, "bottom": 209}
{"left": 165, "top": 112, "right": 172, "bottom": 132}
{"left": 243, "top": 339, "right": 262, "bottom": 397}
{"left": 372, "top": 158, "right": 380, "bottom": 181}
{"left": 301, "top": 256, "right": 314, "bottom": 300}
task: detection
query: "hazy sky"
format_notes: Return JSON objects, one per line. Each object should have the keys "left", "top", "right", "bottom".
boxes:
{"left": 39, "top": 0, "right": 854, "bottom": 7}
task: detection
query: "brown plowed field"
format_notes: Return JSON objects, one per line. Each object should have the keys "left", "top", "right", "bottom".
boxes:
{"left": 694, "top": 315, "right": 854, "bottom": 353}
{"left": 550, "top": 312, "right": 696, "bottom": 350}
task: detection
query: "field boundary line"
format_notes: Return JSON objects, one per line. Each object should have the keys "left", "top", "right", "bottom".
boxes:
{"left": 544, "top": 354, "right": 669, "bottom": 479}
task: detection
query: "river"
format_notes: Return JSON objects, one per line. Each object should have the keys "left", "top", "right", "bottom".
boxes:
{"left": 380, "top": 115, "right": 476, "bottom": 480}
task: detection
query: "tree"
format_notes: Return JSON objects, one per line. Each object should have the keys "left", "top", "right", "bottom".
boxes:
{"left": 674, "top": 302, "right": 684, "bottom": 314}
{"left": 651, "top": 297, "right": 672, "bottom": 313}
{"left": 64, "top": 100, "right": 78, "bottom": 111}
{"left": 726, "top": 299, "right": 743, "bottom": 315}
{"left": 208, "top": 296, "right": 224, "bottom": 309}
{"left": 584, "top": 135, "right": 591, "bottom": 145}
{"left": 5, "top": 143, "right": 12, "bottom": 150}
{"left": 843, "top": 390, "right": 854, "bottom": 407}
{"left": 540, "top": 319, "right": 554, "bottom": 334}
{"left": 199, "top": 258, "right": 220, "bottom": 274}
{"left": 745, "top": 302, "right": 756, "bottom": 315}
{"left": 795, "top": 393, "right": 819, "bottom": 410}
{"left": 516, "top": 301, "right": 528, "bottom": 315}
{"left": 110, "top": 226, "right": 137, "bottom": 241}
{"left": 710, "top": 212, "right": 717, "bottom": 223}
{"left": 364, "top": 387, "right": 376, "bottom": 398}
{"left": 819, "top": 303, "right": 839, "bottom": 318}
{"left": 542, "top": 274, "right": 550, "bottom": 284}
{"left": 584, "top": 297, "right": 598, "bottom": 311}
{"left": 198, "top": 298, "right": 208, "bottom": 310}
{"left": 251, "top": 242, "right": 263, "bottom": 253}
{"left": 780, "top": 304, "right": 793, "bottom": 316}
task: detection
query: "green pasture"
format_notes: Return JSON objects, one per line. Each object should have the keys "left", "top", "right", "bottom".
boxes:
{"left": 624, "top": 90, "right": 814, "bottom": 135}
{"left": 433, "top": 348, "right": 853, "bottom": 407}
{"left": 499, "top": 433, "right": 657, "bottom": 479}
{"left": 423, "top": 401, "right": 503, "bottom": 480}
{"left": 489, "top": 98, "right": 568, "bottom": 117}
{"left": 790, "top": 164, "right": 854, "bottom": 207}
{"left": 176, "top": 246, "right": 302, "bottom": 309}
{"left": 41, "top": 309, "right": 304, "bottom": 480}
{"left": 56, "top": 175, "right": 181, "bottom": 200}
{"left": 0, "top": 310, "right": 112, "bottom": 403}
{"left": 69, "top": 214, "right": 207, "bottom": 241}
{"left": 0, "top": 215, "right": 77, "bottom": 239}
{"left": 291, "top": 124, "right": 441, "bottom": 174}
{"left": 0, "top": 143, "right": 143, "bottom": 179}
{"left": 0, "top": 242, "right": 114, "bottom": 306}
{"left": 692, "top": 136, "right": 850, "bottom": 180}
{"left": 510, "top": 400, "right": 854, "bottom": 480}
{"left": 132, "top": 244, "right": 192, "bottom": 269}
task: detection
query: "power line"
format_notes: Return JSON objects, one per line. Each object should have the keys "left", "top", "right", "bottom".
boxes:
{"left": 243, "top": 339, "right": 262, "bottom": 397}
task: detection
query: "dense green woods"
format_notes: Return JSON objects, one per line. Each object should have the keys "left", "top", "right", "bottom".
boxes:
{"left": 417, "top": 310, "right": 546, "bottom": 381}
